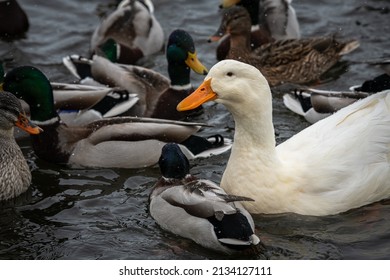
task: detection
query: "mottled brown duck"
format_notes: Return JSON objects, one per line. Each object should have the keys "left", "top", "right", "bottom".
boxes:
{"left": 212, "top": 6, "right": 359, "bottom": 87}
{"left": 0, "top": 91, "right": 41, "bottom": 201}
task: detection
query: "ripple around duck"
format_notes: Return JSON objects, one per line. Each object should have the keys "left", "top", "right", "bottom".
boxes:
{"left": 0, "top": 0, "right": 390, "bottom": 260}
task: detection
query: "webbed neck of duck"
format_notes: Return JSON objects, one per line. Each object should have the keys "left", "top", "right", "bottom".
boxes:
{"left": 168, "top": 62, "right": 191, "bottom": 88}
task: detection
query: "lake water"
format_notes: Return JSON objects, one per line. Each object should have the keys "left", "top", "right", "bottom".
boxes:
{"left": 0, "top": 0, "right": 389, "bottom": 260}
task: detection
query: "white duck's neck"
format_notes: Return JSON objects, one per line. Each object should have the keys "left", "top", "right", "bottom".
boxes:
{"left": 220, "top": 85, "right": 282, "bottom": 201}
{"left": 228, "top": 91, "right": 276, "bottom": 154}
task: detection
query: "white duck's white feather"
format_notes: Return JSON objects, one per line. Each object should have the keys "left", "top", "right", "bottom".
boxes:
{"left": 202, "top": 60, "right": 390, "bottom": 216}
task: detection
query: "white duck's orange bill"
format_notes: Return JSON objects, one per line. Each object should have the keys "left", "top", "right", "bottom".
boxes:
{"left": 177, "top": 78, "right": 217, "bottom": 111}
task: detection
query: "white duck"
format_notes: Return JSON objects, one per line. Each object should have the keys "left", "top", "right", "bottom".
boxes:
{"left": 177, "top": 59, "right": 390, "bottom": 216}
{"left": 150, "top": 143, "right": 260, "bottom": 254}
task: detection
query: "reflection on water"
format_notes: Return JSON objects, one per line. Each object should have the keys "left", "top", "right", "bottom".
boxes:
{"left": 0, "top": 0, "right": 390, "bottom": 259}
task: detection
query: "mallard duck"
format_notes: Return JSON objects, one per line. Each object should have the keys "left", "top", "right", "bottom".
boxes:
{"left": 283, "top": 73, "right": 390, "bottom": 124}
{"left": 223, "top": 0, "right": 300, "bottom": 40}
{"left": 1, "top": 62, "right": 139, "bottom": 125}
{"left": 177, "top": 59, "right": 390, "bottom": 216}
{"left": 64, "top": 29, "right": 208, "bottom": 121}
{"left": 0, "top": 91, "right": 41, "bottom": 201}
{"left": 211, "top": 6, "right": 359, "bottom": 87}
{"left": 90, "top": 0, "right": 164, "bottom": 64}
{"left": 150, "top": 143, "right": 260, "bottom": 254}
{"left": 12, "top": 82, "right": 138, "bottom": 140}
{"left": 215, "top": 0, "right": 300, "bottom": 60}
{"left": 3, "top": 66, "right": 231, "bottom": 169}
{"left": 0, "top": 0, "right": 29, "bottom": 39}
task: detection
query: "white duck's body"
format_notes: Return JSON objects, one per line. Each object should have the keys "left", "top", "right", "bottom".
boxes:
{"left": 177, "top": 60, "right": 390, "bottom": 216}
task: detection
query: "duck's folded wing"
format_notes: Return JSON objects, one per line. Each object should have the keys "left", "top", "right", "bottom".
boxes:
{"left": 91, "top": 55, "right": 170, "bottom": 94}
{"left": 161, "top": 180, "right": 254, "bottom": 219}
{"left": 85, "top": 119, "right": 203, "bottom": 145}
{"left": 51, "top": 82, "right": 112, "bottom": 110}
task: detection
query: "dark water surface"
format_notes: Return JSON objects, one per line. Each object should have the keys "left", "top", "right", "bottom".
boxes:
{"left": 0, "top": 0, "right": 390, "bottom": 259}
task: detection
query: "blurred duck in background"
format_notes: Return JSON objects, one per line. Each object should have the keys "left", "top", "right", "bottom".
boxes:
{"left": 90, "top": 0, "right": 164, "bottom": 64}
{"left": 0, "top": 0, "right": 29, "bottom": 39}
{"left": 211, "top": 6, "right": 359, "bottom": 87}
{"left": 215, "top": 0, "right": 300, "bottom": 60}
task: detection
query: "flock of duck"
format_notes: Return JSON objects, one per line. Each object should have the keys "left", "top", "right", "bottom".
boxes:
{"left": 1, "top": 0, "right": 390, "bottom": 255}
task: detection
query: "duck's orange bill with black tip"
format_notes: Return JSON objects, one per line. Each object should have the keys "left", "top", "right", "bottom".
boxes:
{"left": 177, "top": 78, "right": 217, "bottom": 111}
{"left": 185, "top": 52, "right": 208, "bottom": 75}
{"left": 15, "top": 112, "right": 43, "bottom": 135}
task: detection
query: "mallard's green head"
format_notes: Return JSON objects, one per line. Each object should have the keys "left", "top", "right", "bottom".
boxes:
{"left": 3, "top": 66, "right": 57, "bottom": 122}
{"left": 166, "top": 29, "right": 208, "bottom": 86}
{"left": 159, "top": 143, "right": 190, "bottom": 180}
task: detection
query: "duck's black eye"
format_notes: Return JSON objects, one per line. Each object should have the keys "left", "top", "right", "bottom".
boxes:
{"left": 226, "top": 72, "right": 233, "bottom": 77}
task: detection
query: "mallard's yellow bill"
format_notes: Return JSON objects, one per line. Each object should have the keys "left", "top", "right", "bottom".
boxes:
{"left": 16, "top": 112, "right": 42, "bottom": 135}
{"left": 185, "top": 52, "right": 208, "bottom": 75}
{"left": 177, "top": 78, "right": 217, "bottom": 111}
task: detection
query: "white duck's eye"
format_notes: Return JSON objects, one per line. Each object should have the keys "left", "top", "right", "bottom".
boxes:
{"left": 226, "top": 72, "right": 234, "bottom": 77}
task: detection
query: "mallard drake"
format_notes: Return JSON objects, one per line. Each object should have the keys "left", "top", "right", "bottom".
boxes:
{"left": 0, "top": 91, "right": 41, "bottom": 201}
{"left": 211, "top": 6, "right": 359, "bottom": 87}
{"left": 1, "top": 62, "right": 139, "bottom": 125}
{"left": 283, "top": 73, "right": 390, "bottom": 124}
{"left": 3, "top": 66, "right": 231, "bottom": 169}
{"left": 215, "top": 0, "right": 300, "bottom": 60}
{"left": 177, "top": 59, "right": 390, "bottom": 216}
{"left": 13, "top": 82, "right": 138, "bottom": 140}
{"left": 90, "top": 0, "right": 164, "bottom": 64}
{"left": 64, "top": 29, "right": 208, "bottom": 121}
{"left": 0, "top": 0, "right": 29, "bottom": 39}
{"left": 150, "top": 143, "right": 260, "bottom": 254}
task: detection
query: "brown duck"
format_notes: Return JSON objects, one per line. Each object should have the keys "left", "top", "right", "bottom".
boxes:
{"left": 211, "top": 6, "right": 360, "bottom": 87}
{"left": 0, "top": 91, "right": 41, "bottom": 201}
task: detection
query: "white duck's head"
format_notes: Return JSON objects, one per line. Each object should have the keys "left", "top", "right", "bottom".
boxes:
{"left": 177, "top": 59, "right": 272, "bottom": 119}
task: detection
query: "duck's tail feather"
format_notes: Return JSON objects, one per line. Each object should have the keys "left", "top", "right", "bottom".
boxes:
{"left": 62, "top": 54, "right": 93, "bottom": 80}
{"left": 208, "top": 213, "right": 260, "bottom": 250}
{"left": 181, "top": 134, "right": 225, "bottom": 155}
{"left": 283, "top": 90, "right": 311, "bottom": 116}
